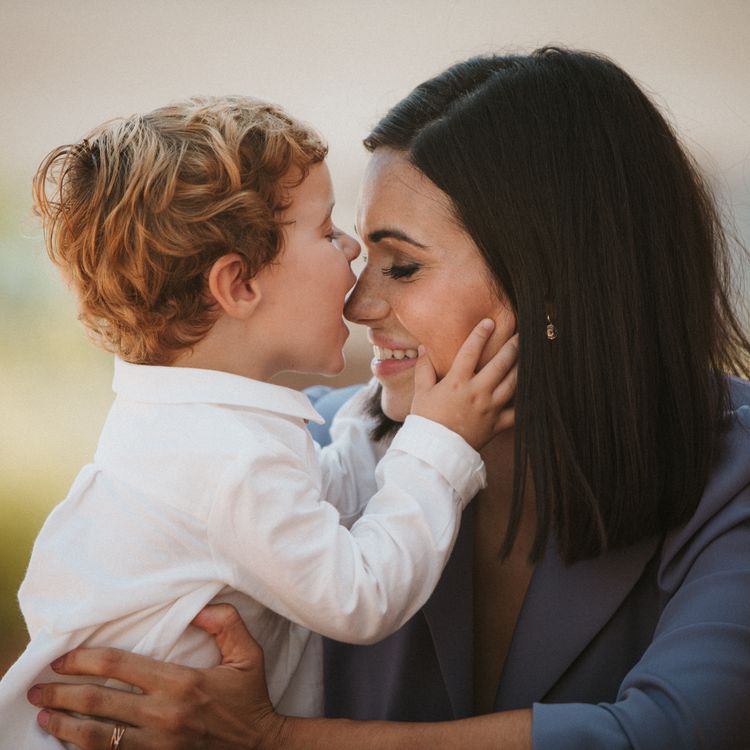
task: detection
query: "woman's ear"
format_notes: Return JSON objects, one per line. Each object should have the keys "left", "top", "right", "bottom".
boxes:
{"left": 207, "top": 253, "right": 261, "bottom": 319}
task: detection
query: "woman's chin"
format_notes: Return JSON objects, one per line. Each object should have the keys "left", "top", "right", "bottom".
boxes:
{"left": 379, "top": 388, "right": 412, "bottom": 423}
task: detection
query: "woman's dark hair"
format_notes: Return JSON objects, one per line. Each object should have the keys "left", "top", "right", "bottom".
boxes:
{"left": 365, "top": 47, "right": 750, "bottom": 563}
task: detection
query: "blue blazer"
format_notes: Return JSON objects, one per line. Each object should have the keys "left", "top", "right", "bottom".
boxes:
{"left": 310, "top": 379, "right": 750, "bottom": 749}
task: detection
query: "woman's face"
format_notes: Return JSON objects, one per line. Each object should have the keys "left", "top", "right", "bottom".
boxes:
{"left": 345, "top": 148, "right": 516, "bottom": 421}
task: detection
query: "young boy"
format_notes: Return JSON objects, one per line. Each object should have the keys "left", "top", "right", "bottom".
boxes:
{"left": 0, "top": 96, "right": 516, "bottom": 748}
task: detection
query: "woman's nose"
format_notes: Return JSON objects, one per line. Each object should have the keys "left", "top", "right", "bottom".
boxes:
{"left": 344, "top": 267, "right": 389, "bottom": 323}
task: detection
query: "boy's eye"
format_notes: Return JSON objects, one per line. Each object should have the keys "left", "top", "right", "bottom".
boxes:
{"left": 382, "top": 263, "right": 421, "bottom": 280}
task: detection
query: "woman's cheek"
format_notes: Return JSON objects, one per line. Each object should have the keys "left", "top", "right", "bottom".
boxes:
{"left": 430, "top": 339, "right": 465, "bottom": 379}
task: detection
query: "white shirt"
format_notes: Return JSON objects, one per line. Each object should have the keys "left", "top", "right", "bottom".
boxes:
{"left": 0, "top": 360, "right": 485, "bottom": 749}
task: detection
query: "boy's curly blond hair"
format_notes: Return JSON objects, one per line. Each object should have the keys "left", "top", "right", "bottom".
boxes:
{"left": 33, "top": 96, "right": 327, "bottom": 365}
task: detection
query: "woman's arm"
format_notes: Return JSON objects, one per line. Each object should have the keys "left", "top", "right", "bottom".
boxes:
{"left": 279, "top": 711, "right": 531, "bottom": 750}
{"left": 31, "top": 604, "right": 531, "bottom": 750}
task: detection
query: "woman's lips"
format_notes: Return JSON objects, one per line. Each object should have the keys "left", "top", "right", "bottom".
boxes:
{"left": 370, "top": 344, "right": 419, "bottom": 378}
{"left": 372, "top": 345, "right": 419, "bottom": 360}
{"left": 371, "top": 357, "right": 418, "bottom": 378}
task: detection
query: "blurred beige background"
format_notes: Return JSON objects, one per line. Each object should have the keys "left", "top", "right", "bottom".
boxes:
{"left": 1, "top": 0, "right": 748, "bottom": 675}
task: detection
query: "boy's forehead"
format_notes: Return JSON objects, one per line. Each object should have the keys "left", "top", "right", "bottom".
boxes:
{"left": 282, "top": 161, "right": 334, "bottom": 222}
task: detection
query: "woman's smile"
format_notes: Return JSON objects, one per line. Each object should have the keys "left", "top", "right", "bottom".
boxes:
{"left": 369, "top": 333, "right": 420, "bottom": 378}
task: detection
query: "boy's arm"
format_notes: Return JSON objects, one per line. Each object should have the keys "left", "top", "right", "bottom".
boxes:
{"left": 208, "top": 413, "right": 484, "bottom": 643}
{"left": 314, "top": 382, "right": 384, "bottom": 527}
{"left": 210, "top": 321, "right": 516, "bottom": 644}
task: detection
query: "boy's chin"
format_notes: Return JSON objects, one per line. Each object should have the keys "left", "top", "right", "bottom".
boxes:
{"left": 314, "top": 354, "right": 346, "bottom": 378}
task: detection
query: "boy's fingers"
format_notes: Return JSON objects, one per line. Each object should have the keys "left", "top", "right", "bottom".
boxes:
{"left": 495, "top": 406, "right": 516, "bottom": 432}
{"left": 491, "top": 362, "right": 518, "bottom": 407}
{"left": 413, "top": 345, "right": 437, "bottom": 392}
{"left": 475, "top": 334, "right": 519, "bottom": 390}
{"left": 447, "top": 319, "right": 496, "bottom": 380}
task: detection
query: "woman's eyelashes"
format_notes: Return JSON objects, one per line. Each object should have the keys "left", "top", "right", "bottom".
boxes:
{"left": 359, "top": 249, "right": 422, "bottom": 279}
{"left": 382, "top": 262, "right": 421, "bottom": 280}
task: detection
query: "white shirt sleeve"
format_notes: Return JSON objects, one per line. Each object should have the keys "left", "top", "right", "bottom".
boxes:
{"left": 207, "top": 415, "right": 485, "bottom": 644}
{"left": 314, "top": 385, "right": 385, "bottom": 527}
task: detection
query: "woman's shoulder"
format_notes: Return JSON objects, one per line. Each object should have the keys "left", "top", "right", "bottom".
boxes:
{"left": 727, "top": 374, "right": 750, "bottom": 416}
{"left": 658, "top": 375, "right": 750, "bottom": 589}
{"left": 305, "top": 383, "right": 369, "bottom": 446}
{"left": 719, "top": 375, "right": 750, "bottom": 486}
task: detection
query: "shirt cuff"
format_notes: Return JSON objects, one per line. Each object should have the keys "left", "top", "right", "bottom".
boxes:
{"left": 389, "top": 414, "right": 486, "bottom": 507}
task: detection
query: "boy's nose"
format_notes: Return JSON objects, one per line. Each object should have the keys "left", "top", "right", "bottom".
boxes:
{"left": 341, "top": 233, "right": 361, "bottom": 263}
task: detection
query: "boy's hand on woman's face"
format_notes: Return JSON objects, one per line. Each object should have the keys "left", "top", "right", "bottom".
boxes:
{"left": 410, "top": 320, "right": 518, "bottom": 450}
{"left": 28, "top": 604, "right": 286, "bottom": 749}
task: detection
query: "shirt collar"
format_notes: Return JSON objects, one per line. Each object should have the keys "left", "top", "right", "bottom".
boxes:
{"left": 112, "top": 357, "right": 325, "bottom": 425}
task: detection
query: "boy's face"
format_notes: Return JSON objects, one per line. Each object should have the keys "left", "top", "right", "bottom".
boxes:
{"left": 256, "top": 161, "right": 360, "bottom": 376}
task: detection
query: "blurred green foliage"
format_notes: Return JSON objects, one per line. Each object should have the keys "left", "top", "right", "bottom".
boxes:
{"left": 1, "top": 180, "right": 113, "bottom": 675}
{"left": 0, "top": 479, "right": 58, "bottom": 673}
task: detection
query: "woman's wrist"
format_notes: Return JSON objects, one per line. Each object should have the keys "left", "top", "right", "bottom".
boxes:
{"left": 266, "top": 710, "right": 532, "bottom": 750}
{"left": 260, "top": 712, "right": 293, "bottom": 750}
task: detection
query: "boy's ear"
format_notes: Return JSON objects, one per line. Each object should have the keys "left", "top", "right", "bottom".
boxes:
{"left": 207, "top": 253, "right": 261, "bottom": 319}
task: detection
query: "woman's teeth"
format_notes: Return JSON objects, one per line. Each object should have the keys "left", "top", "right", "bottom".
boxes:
{"left": 372, "top": 346, "right": 419, "bottom": 361}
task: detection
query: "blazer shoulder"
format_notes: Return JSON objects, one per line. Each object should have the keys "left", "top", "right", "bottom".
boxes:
{"left": 727, "top": 375, "right": 750, "bottom": 417}
{"left": 305, "top": 384, "right": 366, "bottom": 446}
{"left": 658, "top": 376, "right": 750, "bottom": 590}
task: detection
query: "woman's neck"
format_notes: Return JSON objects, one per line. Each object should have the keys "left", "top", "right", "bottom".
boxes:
{"left": 473, "top": 427, "right": 538, "bottom": 714}
{"left": 477, "top": 427, "right": 537, "bottom": 554}
{"left": 480, "top": 428, "right": 518, "bottom": 504}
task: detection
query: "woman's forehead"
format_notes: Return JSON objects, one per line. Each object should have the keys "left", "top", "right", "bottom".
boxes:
{"left": 356, "top": 150, "right": 453, "bottom": 235}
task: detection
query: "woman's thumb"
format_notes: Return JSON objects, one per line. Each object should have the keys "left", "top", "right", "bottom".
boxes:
{"left": 192, "top": 604, "right": 263, "bottom": 669}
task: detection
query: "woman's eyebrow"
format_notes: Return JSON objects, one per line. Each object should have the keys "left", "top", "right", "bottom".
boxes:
{"left": 366, "top": 227, "right": 428, "bottom": 248}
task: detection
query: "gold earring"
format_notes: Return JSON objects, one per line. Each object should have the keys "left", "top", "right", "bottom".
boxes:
{"left": 546, "top": 314, "right": 558, "bottom": 341}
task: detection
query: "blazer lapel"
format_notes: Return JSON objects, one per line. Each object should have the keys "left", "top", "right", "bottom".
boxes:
{"left": 495, "top": 533, "right": 661, "bottom": 710}
{"left": 421, "top": 504, "right": 475, "bottom": 718}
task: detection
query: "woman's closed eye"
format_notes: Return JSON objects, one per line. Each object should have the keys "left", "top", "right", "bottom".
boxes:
{"left": 382, "top": 262, "right": 421, "bottom": 280}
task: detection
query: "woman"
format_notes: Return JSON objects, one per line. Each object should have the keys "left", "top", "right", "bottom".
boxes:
{"left": 29, "top": 47, "right": 750, "bottom": 749}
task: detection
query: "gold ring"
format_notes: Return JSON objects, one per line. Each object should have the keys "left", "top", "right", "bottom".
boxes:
{"left": 109, "top": 724, "right": 126, "bottom": 750}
